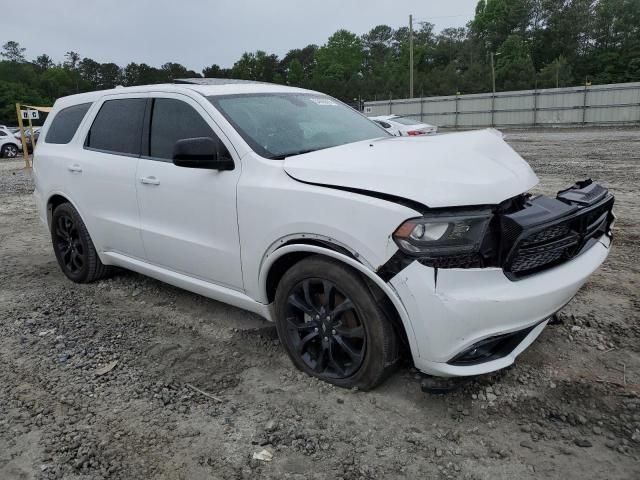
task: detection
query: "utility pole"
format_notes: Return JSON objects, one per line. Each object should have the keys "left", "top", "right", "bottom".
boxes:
{"left": 490, "top": 53, "right": 496, "bottom": 127}
{"left": 490, "top": 52, "right": 496, "bottom": 95}
{"left": 555, "top": 60, "right": 560, "bottom": 88}
{"left": 409, "top": 14, "right": 414, "bottom": 99}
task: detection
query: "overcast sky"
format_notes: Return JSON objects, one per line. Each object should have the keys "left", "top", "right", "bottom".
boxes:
{"left": 3, "top": 0, "right": 478, "bottom": 71}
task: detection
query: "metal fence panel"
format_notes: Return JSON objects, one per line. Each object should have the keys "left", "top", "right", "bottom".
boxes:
{"left": 364, "top": 81, "right": 640, "bottom": 128}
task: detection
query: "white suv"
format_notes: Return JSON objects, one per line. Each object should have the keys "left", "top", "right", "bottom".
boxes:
{"left": 33, "top": 80, "right": 614, "bottom": 390}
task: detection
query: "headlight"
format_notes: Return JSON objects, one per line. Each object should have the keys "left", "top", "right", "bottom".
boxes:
{"left": 393, "top": 211, "right": 492, "bottom": 258}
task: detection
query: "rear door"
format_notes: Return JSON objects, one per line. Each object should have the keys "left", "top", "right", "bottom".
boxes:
{"left": 72, "top": 94, "right": 147, "bottom": 259}
{"left": 135, "top": 93, "right": 243, "bottom": 289}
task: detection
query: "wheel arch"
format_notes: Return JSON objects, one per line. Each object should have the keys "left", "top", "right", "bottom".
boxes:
{"left": 47, "top": 193, "right": 74, "bottom": 229}
{"left": 260, "top": 243, "right": 420, "bottom": 360}
{"left": 46, "top": 193, "right": 99, "bottom": 259}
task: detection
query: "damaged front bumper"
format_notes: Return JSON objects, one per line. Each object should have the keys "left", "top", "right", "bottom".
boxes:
{"left": 386, "top": 180, "right": 614, "bottom": 377}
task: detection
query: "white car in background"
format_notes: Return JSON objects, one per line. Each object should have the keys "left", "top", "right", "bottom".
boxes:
{"left": 370, "top": 115, "right": 437, "bottom": 136}
{"left": 0, "top": 129, "right": 22, "bottom": 158}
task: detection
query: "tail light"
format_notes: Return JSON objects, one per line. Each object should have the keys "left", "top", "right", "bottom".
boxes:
{"left": 406, "top": 130, "right": 425, "bottom": 136}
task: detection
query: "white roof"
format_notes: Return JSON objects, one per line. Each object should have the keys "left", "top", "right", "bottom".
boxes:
{"left": 53, "top": 80, "right": 316, "bottom": 109}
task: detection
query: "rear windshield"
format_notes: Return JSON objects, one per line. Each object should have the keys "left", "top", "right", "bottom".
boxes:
{"left": 45, "top": 103, "right": 92, "bottom": 144}
{"left": 208, "top": 93, "right": 388, "bottom": 159}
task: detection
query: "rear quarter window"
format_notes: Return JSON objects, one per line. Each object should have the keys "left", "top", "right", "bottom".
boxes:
{"left": 45, "top": 103, "right": 92, "bottom": 144}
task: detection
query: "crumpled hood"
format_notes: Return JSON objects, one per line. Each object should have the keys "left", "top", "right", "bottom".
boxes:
{"left": 283, "top": 129, "right": 539, "bottom": 208}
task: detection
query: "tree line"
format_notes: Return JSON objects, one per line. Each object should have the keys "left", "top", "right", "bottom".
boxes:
{"left": 1, "top": 0, "right": 638, "bottom": 125}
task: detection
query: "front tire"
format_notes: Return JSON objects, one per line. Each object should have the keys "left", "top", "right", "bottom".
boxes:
{"left": 1, "top": 144, "right": 19, "bottom": 158}
{"left": 274, "top": 256, "right": 399, "bottom": 390}
{"left": 51, "top": 203, "right": 111, "bottom": 283}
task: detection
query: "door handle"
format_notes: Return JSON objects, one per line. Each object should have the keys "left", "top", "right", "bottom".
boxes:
{"left": 67, "top": 164, "right": 82, "bottom": 173}
{"left": 140, "top": 176, "right": 160, "bottom": 185}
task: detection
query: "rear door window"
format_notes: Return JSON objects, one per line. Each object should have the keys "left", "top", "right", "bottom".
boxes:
{"left": 148, "top": 98, "right": 218, "bottom": 161}
{"left": 86, "top": 98, "right": 147, "bottom": 155}
{"left": 45, "top": 103, "right": 92, "bottom": 144}
{"left": 375, "top": 121, "right": 392, "bottom": 129}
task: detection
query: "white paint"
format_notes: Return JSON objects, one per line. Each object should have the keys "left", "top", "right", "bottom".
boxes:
{"left": 284, "top": 129, "right": 539, "bottom": 208}
{"left": 391, "top": 241, "right": 609, "bottom": 376}
{"left": 32, "top": 81, "right": 610, "bottom": 379}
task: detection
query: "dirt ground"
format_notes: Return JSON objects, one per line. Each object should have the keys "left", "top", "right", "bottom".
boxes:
{"left": 0, "top": 128, "right": 638, "bottom": 480}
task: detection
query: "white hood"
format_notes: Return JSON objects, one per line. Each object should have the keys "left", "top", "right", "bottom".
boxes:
{"left": 283, "top": 129, "right": 539, "bottom": 208}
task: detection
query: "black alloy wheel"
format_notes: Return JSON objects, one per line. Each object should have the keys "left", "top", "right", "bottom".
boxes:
{"left": 284, "top": 278, "right": 366, "bottom": 379}
{"left": 50, "top": 203, "right": 112, "bottom": 283}
{"left": 275, "top": 256, "right": 400, "bottom": 390}
{"left": 53, "top": 212, "right": 85, "bottom": 276}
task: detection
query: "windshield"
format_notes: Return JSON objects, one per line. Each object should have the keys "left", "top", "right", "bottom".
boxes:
{"left": 208, "top": 93, "right": 389, "bottom": 159}
{"left": 392, "top": 116, "right": 422, "bottom": 126}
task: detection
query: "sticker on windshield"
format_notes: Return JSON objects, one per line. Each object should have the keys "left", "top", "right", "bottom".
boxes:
{"left": 309, "top": 97, "right": 338, "bottom": 106}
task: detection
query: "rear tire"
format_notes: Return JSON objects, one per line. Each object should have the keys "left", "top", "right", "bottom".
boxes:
{"left": 1, "top": 144, "right": 19, "bottom": 158}
{"left": 51, "top": 203, "right": 111, "bottom": 283}
{"left": 274, "top": 256, "right": 399, "bottom": 390}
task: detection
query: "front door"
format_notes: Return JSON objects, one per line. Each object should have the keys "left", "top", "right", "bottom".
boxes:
{"left": 135, "top": 94, "right": 243, "bottom": 290}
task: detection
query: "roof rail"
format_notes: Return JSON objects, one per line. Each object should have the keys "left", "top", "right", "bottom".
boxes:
{"left": 173, "top": 78, "right": 266, "bottom": 85}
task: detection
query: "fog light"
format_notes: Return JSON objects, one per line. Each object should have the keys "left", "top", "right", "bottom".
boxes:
{"left": 448, "top": 324, "right": 538, "bottom": 366}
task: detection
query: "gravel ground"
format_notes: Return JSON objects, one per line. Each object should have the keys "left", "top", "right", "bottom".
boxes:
{"left": 0, "top": 128, "right": 639, "bottom": 480}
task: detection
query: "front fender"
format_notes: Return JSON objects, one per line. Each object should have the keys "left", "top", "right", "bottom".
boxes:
{"left": 258, "top": 243, "right": 421, "bottom": 360}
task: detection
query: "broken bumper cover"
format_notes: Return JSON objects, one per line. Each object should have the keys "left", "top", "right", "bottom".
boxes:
{"left": 389, "top": 234, "right": 611, "bottom": 377}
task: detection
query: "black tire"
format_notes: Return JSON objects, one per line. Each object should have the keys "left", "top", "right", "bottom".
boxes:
{"left": 51, "top": 202, "right": 111, "bottom": 283}
{"left": 1, "top": 143, "right": 19, "bottom": 158}
{"left": 274, "top": 256, "right": 399, "bottom": 390}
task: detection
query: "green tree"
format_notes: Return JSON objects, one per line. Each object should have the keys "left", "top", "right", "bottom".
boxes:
{"left": 79, "top": 58, "right": 101, "bottom": 87}
{"left": 537, "top": 56, "right": 573, "bottom": 88}
{"left": 287, "top": 59, "right": 304, "bottom": 86}
{"left": 123, "top": 62, "right": 164, "bottom": 85}
{"left": 203, "top": 64, "right": 230, "bottom": 78}
{"left": 34, "top": 54, "right": 54, "bottom": 71}
{"left": 1, "top": 1, "right": 639, "bottom": 113}
{"left": 495, "top": 33, "right": 536, "bottom": 90}
{"left": 38, "top": 67, "right": 75, "bottom": 99}
{"left": 1, "top": 41, "right": 26, "bottom": 62}
{"left": 231, "top": 51, "right": 280, "bottom": 82}
{"left": 98, "top": 63, "right": 123, "bottom": 89}
{"left": 64, "top": 51, "right": 81, "bottom": 70}
{"left": 0, "top": 80, "right": 48, "bottom": 124}
{"left": 315, "top": 30, "right": 364, "bottom": 80}
{"left": 471, "top": 0, "right": 533, "bottom": 50}
{"left": 280, "top": 45, "right": 317, "bottom": 76}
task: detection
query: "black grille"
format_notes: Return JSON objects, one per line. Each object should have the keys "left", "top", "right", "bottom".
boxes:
{"left": 519, "top": 224, "right": 570, "bottom": 246}
{"left": 419, "top": 253, "right": 481, "bottom": 269}
{"left": 505, "top": 196, "right": 613, "bottom": 279}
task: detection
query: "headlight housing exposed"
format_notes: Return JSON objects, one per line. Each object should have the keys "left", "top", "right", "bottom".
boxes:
{"left": 392, "top": 211, "right": 493, "bottom": 266}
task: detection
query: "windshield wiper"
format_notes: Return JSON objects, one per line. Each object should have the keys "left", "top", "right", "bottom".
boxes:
{"left": 269, "top": 149, "right": 319, "bottom": 160}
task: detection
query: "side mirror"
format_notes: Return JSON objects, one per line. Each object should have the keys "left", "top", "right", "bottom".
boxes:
{"left": 172, "top": 137, "right": 234, "bottom": 170}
